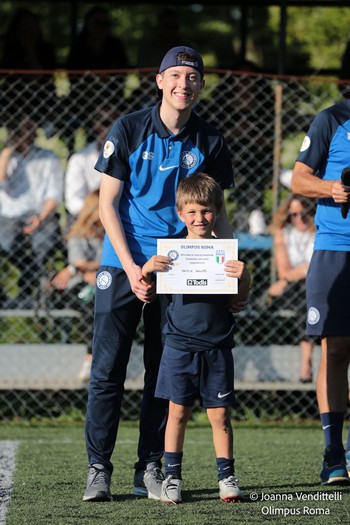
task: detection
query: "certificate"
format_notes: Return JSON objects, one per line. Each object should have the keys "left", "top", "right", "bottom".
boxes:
{"left": 156, "top": 238, "right": 238, "bottom": 294}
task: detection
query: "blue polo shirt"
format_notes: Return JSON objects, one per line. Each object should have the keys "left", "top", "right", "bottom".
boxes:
{"left": 296, "top": 99, "right": 350, "bottom": 250}
{"left": 95, "top": 103, "right": 233, "bottom": 267}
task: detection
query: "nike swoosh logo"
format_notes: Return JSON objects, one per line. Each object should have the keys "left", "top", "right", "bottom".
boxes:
{"left": 159, "top": 165, "right": 178, "bottom": 171}
{"left": 218, "top": 391, "right": 232, "bottom": 399}
{"left": 322, "top": 424, "right": 333, "bottom": 430}
{"left": 167, "top": 463, "right": 180, "bottom": 467}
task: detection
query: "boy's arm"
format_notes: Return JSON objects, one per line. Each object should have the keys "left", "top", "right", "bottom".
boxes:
{"left": 224, "top": 260, "right": 251, "bottom": 311}
{"left": 141, "top": 255, "right": 172, "bottom": 284}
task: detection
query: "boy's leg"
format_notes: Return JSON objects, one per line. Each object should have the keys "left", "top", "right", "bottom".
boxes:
{"left": 160, "top": 401, "right": 192, "bottom": 504}
{"left": 165, "top": 401, "right": 192, "bottom": 456}
{"left": 207, "top": 406, "right": 233, "bottom": 459}
{"left": 207, "top": 406, "right": 243, "bottom": 502}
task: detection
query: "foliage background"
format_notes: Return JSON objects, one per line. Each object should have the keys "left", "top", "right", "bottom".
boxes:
{"left": 0, "top": 2, "right": 350, "bottom": 75}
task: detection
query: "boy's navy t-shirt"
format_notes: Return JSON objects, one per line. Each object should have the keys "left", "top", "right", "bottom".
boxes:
{"left": 163, "top": 293, "right": 236, "bottom": 351}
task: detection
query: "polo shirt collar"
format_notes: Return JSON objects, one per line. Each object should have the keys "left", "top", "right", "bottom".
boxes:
{"left": 152, "top": 103, "right": 195, "bottom": 142}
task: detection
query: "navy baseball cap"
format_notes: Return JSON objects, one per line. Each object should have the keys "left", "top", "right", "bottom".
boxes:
{"left": 159, "top": 46, "right": 204, "bottom": 78}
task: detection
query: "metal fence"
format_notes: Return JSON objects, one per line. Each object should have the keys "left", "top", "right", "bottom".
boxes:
{"left": 0, "top": 68, "right": 345, "bottom": 420}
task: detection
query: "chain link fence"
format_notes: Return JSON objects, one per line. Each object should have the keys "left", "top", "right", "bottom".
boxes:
{"left": 0, "top": 68, "right": 345, "bottom": 420}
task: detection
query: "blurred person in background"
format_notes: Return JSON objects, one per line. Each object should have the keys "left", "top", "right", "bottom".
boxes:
{"left": 47, "top": 191, "right": 104, "bottom": 382}
{"left": 67, "top": 6, "right": 128, "bottom": 72}
{"left": 136, "top": 8, "right": 183, "bottom": 68}
{"left": 0, "top": 116, "right": 64, "bottom": 308}
{"left": 64, "top": 6, "right": 128, "bottom": 150}
{"left": 2, "top": 8, "right": 57, "bottom": 130}
{"left": 267, "top": 194, "right": 316, "bottom": 383}
{"left": 64, "top": 105, "right": 118, "bottom": 231}
{"left": 2, "top": 7, "right": 56, "bottom": 70}
{"left": 208, "top": 60, "right": 274, "bottom": 235}
{"left": 131, "top": 8, "right": 195, "bottom": 113}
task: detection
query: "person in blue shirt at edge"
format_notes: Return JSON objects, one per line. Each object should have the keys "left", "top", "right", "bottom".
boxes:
{"left": 291, "top": 91, "right": 350, "bottom": 486}
{"left": 141, "top": 172, "right": 251, "bottom": 504}
{"left": 83, "top": 46, "right": 248, "bottom": 502}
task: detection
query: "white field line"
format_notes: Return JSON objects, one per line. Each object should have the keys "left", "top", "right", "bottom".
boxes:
{"left": 0, "top": 441, "right": 18, "bottom": 525}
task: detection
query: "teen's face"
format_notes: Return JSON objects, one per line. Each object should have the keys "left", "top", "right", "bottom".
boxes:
{"left": 177, "top": 201, "right": 217, "bottom": 239}
{"left": 156, "top": 66, "right": 204, "bottom": 111}
{"left": 288, "top": 199, "right": 310, "bottom": 231}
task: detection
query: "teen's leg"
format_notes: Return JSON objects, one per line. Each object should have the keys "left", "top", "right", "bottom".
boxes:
{"left": 85, "top": 268, "right": 142, "bottom": 472}
{"left": 135, "top": 298, "right": 168, "bottom": 471}
{"left": 318, "top": 335, "right": 350, "bottom": 484}
{"left": 318, "top": 336, "right": 350, "bottom": 414}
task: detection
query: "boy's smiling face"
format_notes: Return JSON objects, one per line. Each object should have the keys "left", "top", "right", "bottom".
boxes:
{"left": 156, "top": 66, "right": 204, "bottom": 112}
{"left": 177, "top": 201, "right": 218, "bottom": 239}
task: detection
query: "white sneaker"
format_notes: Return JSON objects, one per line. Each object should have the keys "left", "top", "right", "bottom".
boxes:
{"left": 143, "top": 466, "right": 164, "bottom": 500}
{"left": 160, "top": 475, "right": 182, "bottom": 504}
{"left": 219, "top": 476, "right": 244, "bottom": 502}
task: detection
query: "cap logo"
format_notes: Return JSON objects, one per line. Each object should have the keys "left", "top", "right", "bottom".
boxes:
{"left": 178, "top": 59, "right": 198, "bottom": 68}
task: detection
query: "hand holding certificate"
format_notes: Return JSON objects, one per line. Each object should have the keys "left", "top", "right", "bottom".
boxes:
{"left": 156, "top": 238, "right": 238, "bottom": 294}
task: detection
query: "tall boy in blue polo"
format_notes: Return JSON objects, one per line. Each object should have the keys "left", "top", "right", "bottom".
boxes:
{"left": 83, "top": 46, "right": 235, "bottom": 502}
{"left": 292, "top": 98, "right": 350, "bottom": 486}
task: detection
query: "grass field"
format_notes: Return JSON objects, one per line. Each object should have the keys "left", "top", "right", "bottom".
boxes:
{"left": 1, "top": 420, "right": 350, "bottom": 525}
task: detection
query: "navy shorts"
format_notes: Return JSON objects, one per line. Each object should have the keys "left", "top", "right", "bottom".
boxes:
{"left": 306, "top": 250, "right": 350, "bottom": 336}
{"left": 155, "top": 344, "right": 235, "bottom": 408}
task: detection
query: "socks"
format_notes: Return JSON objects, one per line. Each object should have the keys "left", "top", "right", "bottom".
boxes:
{"left": 320, "top": 412, "right": 344, "bottom": 452}
{"left": 164, "top": 451, "right": 183, "bottom": 479}
{"left": 216, "top": 457, "right": 235, "bottom": 481}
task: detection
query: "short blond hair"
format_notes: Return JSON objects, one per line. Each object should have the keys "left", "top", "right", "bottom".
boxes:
{"left": 176, "top": 172, "right": 223, "bottom": 212}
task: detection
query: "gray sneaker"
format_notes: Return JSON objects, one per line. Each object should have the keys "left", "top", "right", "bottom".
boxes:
{"left": 83, "top": 464, "right": 112, "bottom": 502}
{"left": 132, "top": 469, "right": 148, "bottom": 497}
{"left": 143, "top": 466, "right": 164, "bottom": 500}
{"left": 218, "top": 476, "right": 244, "bottom": 502}
{"left": 160, "top": 475, "right": 182, "bottom": 504}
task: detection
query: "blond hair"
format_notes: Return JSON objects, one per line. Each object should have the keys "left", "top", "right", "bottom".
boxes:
{"left": 176, "top": 172, "right": 223, "bottom": 212}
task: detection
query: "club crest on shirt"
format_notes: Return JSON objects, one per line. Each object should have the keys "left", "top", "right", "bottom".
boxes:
{"left": 300, "top": 135, "right": 311, "bottom": 152}
{"left": 97, "top": 271, "right": 112, "bottom": 290}
{"left": 307, "top": 306, "right": 320, "bottom": 325}
{"left": 103, "top": 140, "right": 115, "bottom": 158}
{"left": 180, "top": 151, "right": 197, "bottom": 169}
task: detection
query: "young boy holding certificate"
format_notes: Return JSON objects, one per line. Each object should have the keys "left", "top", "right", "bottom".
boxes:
{"left": 142, "top": 172, "right": 251, "bottom": 504}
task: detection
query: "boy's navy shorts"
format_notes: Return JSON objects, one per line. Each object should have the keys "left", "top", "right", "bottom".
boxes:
{"left": 306, "top": 250, "right": 350, "bottom": 337}
{"left": 155, "top": 344, "right": 235, "bottom": 408}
